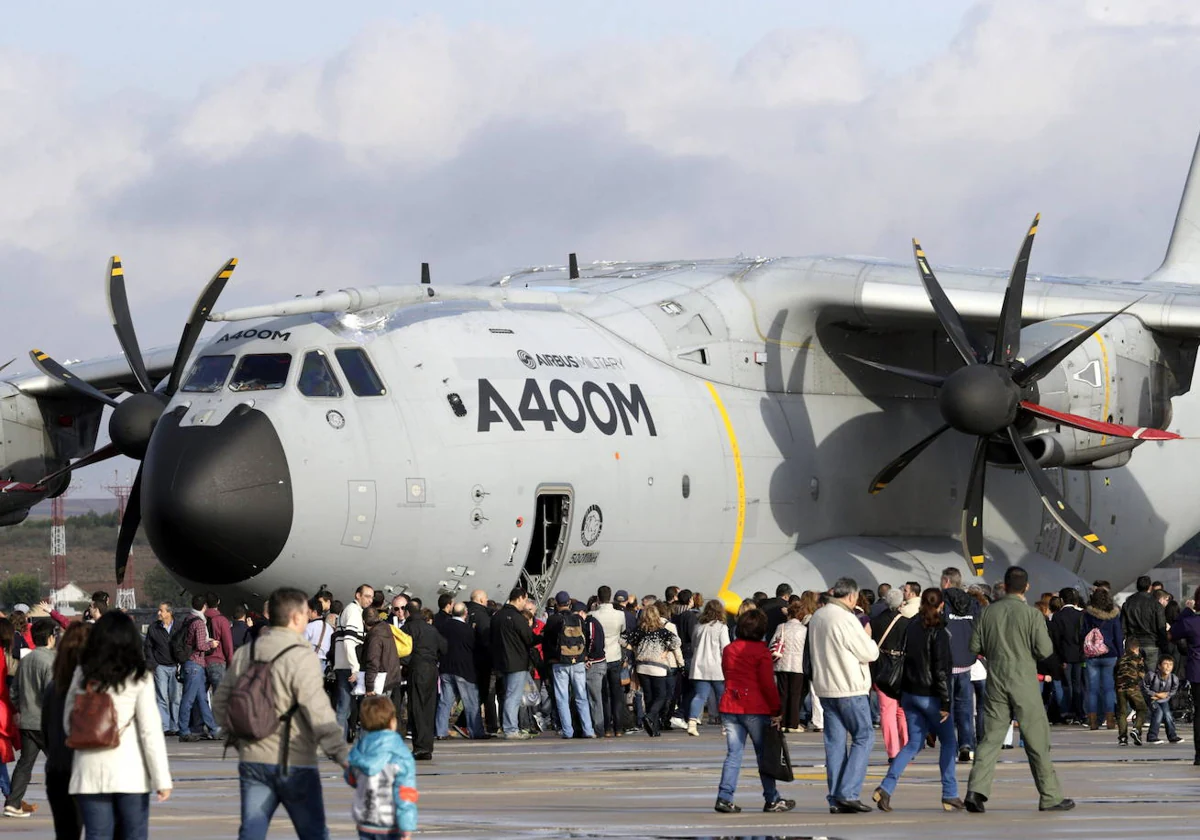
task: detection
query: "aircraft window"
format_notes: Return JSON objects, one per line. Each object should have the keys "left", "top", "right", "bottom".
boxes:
{"left": 298, "top": 351, "right": 343, "bottom": 398}
{"left": 335, "top": 348, "right": 386, "bottom": 396}
{"left": 181, "top": 355, "right": 235, "bottom": 393}
{"left": 229, "top": 353, "right": 292, "bottom": 392}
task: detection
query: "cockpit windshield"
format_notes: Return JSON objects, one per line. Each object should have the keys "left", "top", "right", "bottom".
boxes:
{"left": 181, "top": 355, "right": 235, "bottom": 393}
{"left": 298, "top": 351, "right": 343, "bottom": 397}
{"left": 229, "top": 353, "right": 292, "bottom": 392}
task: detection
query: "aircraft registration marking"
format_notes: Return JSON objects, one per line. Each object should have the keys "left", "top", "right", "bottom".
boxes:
{"left": 476, "top": 378, "right": 657, "bottom": 436}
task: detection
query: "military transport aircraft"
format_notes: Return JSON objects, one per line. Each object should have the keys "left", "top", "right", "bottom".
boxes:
{"left": 5, "top": 132, "right": 1200, "bottom": 609}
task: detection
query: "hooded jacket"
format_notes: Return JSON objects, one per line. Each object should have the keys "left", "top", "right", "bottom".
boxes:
{"left": 491, "top": 603, "right": 536, "bottom": 674}
{"left": 345, "top": 728, "right": 418, "bottom": 834}
{"left": 1083, "top": 605, "right": 1124, "bottom": 659}
{"left": 941, "top": 588, "right": 980, "bottom": 670}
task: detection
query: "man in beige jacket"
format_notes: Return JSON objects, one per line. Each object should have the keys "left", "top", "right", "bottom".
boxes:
{"left": 213, "top": 587, "right": 350, "bottom": 840}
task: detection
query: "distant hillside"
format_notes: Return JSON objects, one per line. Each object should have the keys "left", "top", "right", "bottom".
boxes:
{"left": 27, "top": 498, "right": 120, "bottom": 519}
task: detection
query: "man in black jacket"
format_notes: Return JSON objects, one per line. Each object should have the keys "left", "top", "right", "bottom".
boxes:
{"left": 466, "top": 589, "right": 498, "bottom": 734}
{"left": 404, "top": 605, "right": 447, "bottom": 760}
{"left": 1122, "top": 575, "right": 1169, "bottom": 673}
{"left": 1050, "top": 588, "right": 1086, "bottom": 724}
{"left": 437, "top": 603, "right": 485, "bottom": 739}
{"left": 432, "top": 593, "right": 455, "bottom": 634}
{"left": 760, "top": 583, "right": 792, "bottom": 643}
{"left": 492, "top": 586, "right": 538, "bottom": 739}
{"left": 941, "top": 568, "right": 981, "bottom": 762}
{"left": 144, "top": 602, "right": 181, "bottom": 735}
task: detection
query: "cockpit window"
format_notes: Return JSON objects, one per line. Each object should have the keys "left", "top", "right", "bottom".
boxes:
{"left": 229, "top": 353, "right": 292, "bottom": 392}
{"left": 181, "top": 355, "right": 235, "bottom": 393}
{"left": 298, "top": 350, "right": 343, "bottom": 398}
{"left": 334, "top": 348, "right": 386, "bottom": 396}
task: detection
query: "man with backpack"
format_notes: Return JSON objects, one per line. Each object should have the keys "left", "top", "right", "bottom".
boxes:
{"left": 543, "top": 591, "right": 596, "bottom": 739}
{"left": 177, "top": 593, "right": 220, "bottom": 742}
{"left": 213, "top": 587, "right": 350, "bottom": 840}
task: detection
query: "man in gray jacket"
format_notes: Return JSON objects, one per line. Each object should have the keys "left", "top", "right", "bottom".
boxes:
{"left": 5, "top": 619, "right": 55, "bottom": 818}
{"left": 213, "top": 588, "right": 350, "bottom": 840}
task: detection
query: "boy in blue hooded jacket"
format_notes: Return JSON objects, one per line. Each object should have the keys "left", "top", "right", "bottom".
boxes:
{"left": 345, "top": 696, "right": 418, "bottom": 839}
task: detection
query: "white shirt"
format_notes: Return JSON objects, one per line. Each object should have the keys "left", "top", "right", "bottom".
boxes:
{"left": 304, "top": 617, "right": 332, "bottom": 662}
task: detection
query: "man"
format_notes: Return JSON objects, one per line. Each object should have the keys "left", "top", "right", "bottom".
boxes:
{"left": 204, "top": 591, "right": 235, "bottom": 692}
{"left": 870, "top": 584, "right": 893, "bottom": 619}
{"left": 465, "top": 590, "right": 496, "bottom": 733}
{"left": 432, "top": 593, "right": 455, "bottom": 634}
{"left": 1050, "top": 587, "right": 1086, "bottom": 725}
{"left": 964, "top": 565, "right": 1074, "bottom": 813}
{"left": 492, "top": 586, "right": 538, "bottom": 739}
{"left": 213, "top": 587, "right": 350, "bottom": 840}
{"left": 543, "top": 591, "right": 596, "bottom": 739}
{"left": 179, "top": 593, "right": 220, "bottom": 742}
{"left": 4, "top": 619, "right": 54, "bottom": 819}
{"left": 403, "top": 604, "right": 447, "bottom": 759}
{"left": 591, "top": 586, "right": 628, "bottom": 737}
{"left": 941, "top": 567, "right": 981, "bottom": 762}
{"left": 760, "top": 583, "right": 792, "bottom": 642}
{"left": 900, "top": 581, "right": 921, "bottom": 618}
{"left": 807, "top": 577, "right": 879, "bottom": 814}
{"left": 231, "top": 604, "right": 253, "bottom": 650}
{"left": 145, "top": 602, "right": 181, "bottom": 735}
{"left": 387, "top": 593, "right": 411, "bottom": 729}
{"left": 304, "top": 597, "right": 332, "bottom": 670}
{"left": 361, "top": 607, "right": 403, "bottom": 697}
{"left": 437, "top": 602, "right": 485, "bottom": 739}
{"left": 581, "top": 602, "right": 607, "bottom": 737}
{"left": 1122, "top": 575, "right": 1168, "bottom": 674}
{"left": 333, "top": 584, "right": 374, "bottom": 738}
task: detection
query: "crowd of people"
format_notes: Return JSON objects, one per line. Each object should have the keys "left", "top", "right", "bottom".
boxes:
{"left": 0, "top": 567, "right": 1197, "bottom": 835}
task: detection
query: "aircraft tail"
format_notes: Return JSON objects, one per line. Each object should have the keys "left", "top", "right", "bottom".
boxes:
{"left": 1147, "top": 130, "right": 1200, "bottom": 285}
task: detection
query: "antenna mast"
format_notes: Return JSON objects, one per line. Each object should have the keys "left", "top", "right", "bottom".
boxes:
{"left": 105, "top": 470, "right": 137, "bottom": 611}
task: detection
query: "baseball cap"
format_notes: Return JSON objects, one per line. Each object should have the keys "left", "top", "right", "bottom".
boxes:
{"left": 554, "top": 590, "right": 571, "bottom": 606}
{"left": 614, "top": 590, "right": 629, "bottom": 604}
{"left": 572, "top": 600, "right": 587, "bottom": 612}
{"left": 13, "top": 603, "right": 29, "bottom": 613}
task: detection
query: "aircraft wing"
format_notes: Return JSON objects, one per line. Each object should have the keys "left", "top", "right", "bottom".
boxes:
{"left": 5, "top": 344, "right": 177, "bottom": 398}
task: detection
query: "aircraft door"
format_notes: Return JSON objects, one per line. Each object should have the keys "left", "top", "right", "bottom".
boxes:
{"left": 517, "top": 486, "right": 573, "bottom": 606}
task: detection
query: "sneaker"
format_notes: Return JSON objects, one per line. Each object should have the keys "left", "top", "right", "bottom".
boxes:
{"left": 1131, "top": 729, "right": 1143, "bottom": 746}
{"left": 2, "top": 806, "right": 30, "bottom": 819}
{"left": 958, "top": 747, "right": 972, "bottom": 763}
{"left": 179, "top": 733, "right": 200, "bottom": 743}
{"left": 1147, "top": 737, "right": 1164, "bottom": 744}
{"left": 1169, "top": 736, "right": 1184, "bottom": 744}
{"left": 763, "top": 798, "right": 795, "bottom": 813}
{"left": 1118, "top": 736, "right": 1129, "bottom": 746}
{"left": 669, "top": 716, "right": 688, "bottom": 731}
{"left": 714, "top": 799, "right": 741, "bottom": 813}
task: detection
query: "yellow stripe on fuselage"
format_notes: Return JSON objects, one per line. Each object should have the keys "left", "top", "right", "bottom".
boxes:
{"left": 706, "top": 382, "right": 745, "bottom": 613}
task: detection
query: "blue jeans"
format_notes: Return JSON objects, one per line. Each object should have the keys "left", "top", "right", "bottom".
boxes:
{"left": 238, "top": 762, "right": 328, "bottom": 840}
{"left": 1059, "top": 662, "right": 1084, "bottom": 720}
{"left": 334, "top": 670, "right": 354, "bottom": 738}
{"left": 178, "top": 660, "right": 217, "bottom": 736}
{"left": 436, "top": 674, "right": 485, "bottom": 738}
{"left": 1085, "top": 656, "right": 1117, "bottom": 715}
{"left": 821, "top": 695, "right": 874, "bottom": 806}
{"left": 206, "top": 661, "right": 227, "bottom": 692}
{"left": 717, "top": 713, "right": 780, "bottom": 804}
{"left": 949, "top": 671, "right": 974, "bottom": 750}
{"left": 1148, "top": 699, "right": 1177, "bottom": 741}
{"left": 502, "top": 670, "right": 527, "bottom": 735}
{"left": 552, "top": 662, "right": 595, "bottom": 738}
{"left": 77, "top": 792, "right": 149, "bottom": 840}
{"left": 881, "top": 693, "right": 959, "bottom": 798}
{"left": 154, "top": 664, "right": 181, "bottom": 731}
{"left": 688, "top": 679, "right": 725, "bottom": 721}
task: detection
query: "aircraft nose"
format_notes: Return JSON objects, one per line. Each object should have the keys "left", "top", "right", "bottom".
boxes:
{"left": 142, "top": 404, "right": 293, "bottom": 585}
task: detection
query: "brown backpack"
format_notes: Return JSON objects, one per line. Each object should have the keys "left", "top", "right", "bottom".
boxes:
{"left": 66, "top": 681, "right": 125, "bottom": 750}
{"left": 226, "top": 640, "right": 305, "bottom": 747}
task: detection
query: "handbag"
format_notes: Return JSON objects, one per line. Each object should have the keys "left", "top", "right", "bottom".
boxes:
{"left": 871, "top": 613, "right": 909, "bottom": 700}
{"left": 760, "top": 725, "right": 794, "bottom": 782}
{"left": 66, "top": 681, "right": 127, "bottom": 750}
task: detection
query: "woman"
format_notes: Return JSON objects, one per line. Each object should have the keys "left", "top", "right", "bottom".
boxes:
{"left": 873, "top": 588, "right": 963, "bottom": 812}
{"left": 65, "top": 610, "right": 172, "bottom": 838}
{"left": 623, "top": 605, "right": 680, "bottom": 736}
{"left": 687, "top": 600, "right": 731, "bottom": 736}
{"left": 714, "top": 609, "right": 794, "bottom": 814}
{"left": 869, "top": 589, "right": 908, "bottom": 760}
{"left": 799, "top": 592, "right": 824, "bottom": 732}
{"left": 0, "top": 618, "right": 16, "bottom": 803}
{"left": 1083, "top": 587, "right": 1124, "bottom": 730}
{"left": 769, "top": 600, "right": 809, "bottom": 733}
{"left": 1168, "top": 587, "right": 1200, "bottom": 765}
{"left": 43, "top": 622, "right": 90, "bottom": 839}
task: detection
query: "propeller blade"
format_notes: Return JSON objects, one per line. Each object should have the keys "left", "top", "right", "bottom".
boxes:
{"left": 1014, "top": 302, "right": 1136, "bottom": 387}
{"left": 116, "top": 465, "right": 142, "bottom": 585}
{"left": 29, "top": 350, "right": 119, "bottom": 408}
{"left": 960, "top": 437, "right": 988, "bottom": 577}
{"left": 868, "top": 424, "right": 951, "bottom": 494}
{"left": 993, "top": 214, "right": 1039, "bottom": 366}
{"left": 1006, "top": 425, "right": 1107, "bottom": 554}
{"left": 912, "top": 239, "right": 986, "bottom": 366}
{"left": 1019, "top": 401, "right": 1181, "bottom": 441}
{"left": 165, "top": 258, "right": 238, "bottom": 396}
{"left": 845, "top": 355, "right": 945, "bottom": 389}
{"left": 0, "top": 359, "right": 14, "bottom": 374}
{"left": 33, "top": 442, "right": 119, "bottom": 488}
{"left": 105, "top": 256, "right": 154, "bottom": 394}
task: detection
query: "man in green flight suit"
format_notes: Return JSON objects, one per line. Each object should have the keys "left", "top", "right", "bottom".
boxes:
{"left": 964, "top": 565, "right": 1075, "bottom": 813}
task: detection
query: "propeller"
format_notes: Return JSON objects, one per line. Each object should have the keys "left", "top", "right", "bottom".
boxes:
{"left": 30, "top": 256, "right": 237, "bottom": 582}
{"left": 858, "top": 215, "right": 1170, "bottom": 575}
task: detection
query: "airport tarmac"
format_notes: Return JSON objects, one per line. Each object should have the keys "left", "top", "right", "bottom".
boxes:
{"left": 5, "top": 722, "right": 1198, "bottom": 838}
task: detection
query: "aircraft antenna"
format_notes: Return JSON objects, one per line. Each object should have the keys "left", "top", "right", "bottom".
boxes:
{"left": 49, "top": 481, "right": 80, "bottom": 607}
{"left": 421, "top": 263, "right": 431, "bottom": 284}
{"left": 568, "top": 253, "right": 579, "bottom": 280}
{"left": 105, "top": 470, "right": 137, "bottom": 611}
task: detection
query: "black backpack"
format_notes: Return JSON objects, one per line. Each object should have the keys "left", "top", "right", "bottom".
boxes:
{"left": 169, "top": 616, "right": 199, "bottom": 665}
{"left": 558, "top": 613, "right": 586, "bottom": 663}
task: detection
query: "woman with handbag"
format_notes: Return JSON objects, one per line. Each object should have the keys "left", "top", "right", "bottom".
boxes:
{"left": 622, "top": 606, "right": 680, "bottom": 737}
{"left": 714, "top": 609, "right": 795, "bottom": 814}
{"left": 42, "top": 622, "right": 91, "bottom": 839}
{"left": 872, "top": 588, "right": 963, "bottom": 812}
{"left": 687, "top": 600, "right": 731, "bottom": 735}
{"left": 64, "top": 611, "right": 172, "bottom": 838}
{"left": 869, "top": 589, "right": 909, "bottom": 760}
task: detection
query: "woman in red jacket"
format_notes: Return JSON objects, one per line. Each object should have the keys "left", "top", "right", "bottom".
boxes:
{"left": 715, "top": 610, "right": 795, "bottom": 814}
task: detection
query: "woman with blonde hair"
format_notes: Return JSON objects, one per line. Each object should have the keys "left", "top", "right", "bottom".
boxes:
{"left": 623, "top": 605, "right": 681, "bottom": 736}
{"left": 687, "top": 600, "right": 731, "bottom": 736}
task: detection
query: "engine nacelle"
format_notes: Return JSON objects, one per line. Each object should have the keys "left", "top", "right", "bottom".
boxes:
{"left": 994, "top": 314, "right": 1191, "bottom": 469}
{"left": 0, "top": 383, "right": 104, "bottom": 498}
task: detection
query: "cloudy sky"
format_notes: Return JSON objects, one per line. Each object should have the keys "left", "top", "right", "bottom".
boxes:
{"left": 4, "top": 0, "right": 1200, "bottom": 492}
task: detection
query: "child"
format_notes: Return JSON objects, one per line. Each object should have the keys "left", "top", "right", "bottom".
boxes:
{"left": 1114, "top": 637, "right": 1148, "bottom": 746}
{"left": 345, "top": 695, "right": 418, "bottom": 839}
{"left": 1143, "top": 655, "right": 1182, "bottom": 745}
